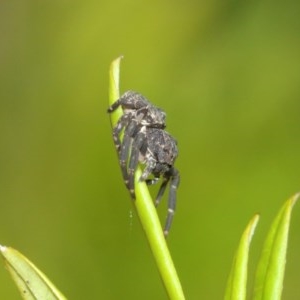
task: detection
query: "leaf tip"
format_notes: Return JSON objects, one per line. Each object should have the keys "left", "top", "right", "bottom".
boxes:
{"left": 111, "top": 55, "right": 124, "bottom": 68}
{"left": 0, "top": 244, "right": 7, "bottom": 252}
{"left": 290, "top": 192, "right": 300, "bottom": 207}
{"left": 246, "top": 214, "right": 260, "bottom": 244}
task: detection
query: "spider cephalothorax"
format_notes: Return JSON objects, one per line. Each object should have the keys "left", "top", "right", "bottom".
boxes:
{"left": 107, "top": 91, "right": 166, "bottom": 151}
{"left": 108, "top": 90, "right": 180, "bottom": 236}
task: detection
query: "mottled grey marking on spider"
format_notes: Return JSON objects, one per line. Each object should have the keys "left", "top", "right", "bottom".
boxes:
{"left": 107, "top": 90, "right": 180, "bottom": 236}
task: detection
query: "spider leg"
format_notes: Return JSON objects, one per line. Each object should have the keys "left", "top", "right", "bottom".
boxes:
{"left": 145, "top": 177, "right": 159, "bottom": 186}
{"left": 108, "top": 91, "right": 150, "bottom": 113}
{"left": 126, "top": 130, "right": 146, "bottom": 199}
{"left": 154, "top": 177, "right": 170, "bottom": 207}
{"left": 107, "top": 99, "right": 121, "bottom": 113}
{"left": 119, "top": 120, "right": 139, "bottom": 190}
{"left": 107, "top": 91, "right": 140, "bottom": 114}
{"left": 163, "top": 168, "right": 180, "bottom": 237}
{"left": 139, "top": 154, "right": 157, "bottom": 183}
{"left": 111, "top": 113, "right": 133, "bottom": 154}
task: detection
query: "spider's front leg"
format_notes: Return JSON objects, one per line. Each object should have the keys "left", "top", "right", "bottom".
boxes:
{"left": 163, "top": 168, "right": 180, "bottom": 236}
{"left": 109, "top": 112, "right": 133, "bottom": 154}
{"left": 107, "top": 91, "right": 137, "bottom": 113}
{"left": 107, "top": 91, "right": 149, "bottom": 114}
{"left": 119, "top": 120, "right": 140, "bottom": 191}
{"left": 126, "top": 130, "right": 147, "bottom": 199}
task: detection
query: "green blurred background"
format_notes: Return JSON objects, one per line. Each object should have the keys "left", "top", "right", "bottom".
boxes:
{"left": 1, "top": 0, "right": 300, "bottom": 299}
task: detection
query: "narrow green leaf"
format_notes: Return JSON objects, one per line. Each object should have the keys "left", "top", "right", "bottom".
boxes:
{"left": 108, "top": 55, "right": 123, "bottom": 124}
{"left": 108, "top": 57, "right": 185, "bottom": 300}
{"left": 253, "top": 193, "right": 299, "bottom": 300}
{"left": 224, "top": 214, "right": 260, "bottom": 300}
{"left": 0, "top": 245, "right": 67, "bottom": 300}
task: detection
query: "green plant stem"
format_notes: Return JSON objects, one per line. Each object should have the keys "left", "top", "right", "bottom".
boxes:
{"left": 108, "top": 56, "right": 185, "bottom": 300}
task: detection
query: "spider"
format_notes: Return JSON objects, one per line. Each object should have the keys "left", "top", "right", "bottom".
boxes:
{"left": 107, "top": 91, "right": 180, "bottom": 236}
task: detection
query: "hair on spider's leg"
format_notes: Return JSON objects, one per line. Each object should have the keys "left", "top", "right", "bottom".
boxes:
{"left": 163, "top": 168, "right": 180, "bottom": 237}
{"left": 127, "top": 131, "right": 145, "bottom": 199}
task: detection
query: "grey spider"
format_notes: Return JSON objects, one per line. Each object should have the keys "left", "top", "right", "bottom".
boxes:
{"left": 107, "top": 91, "right": 180, "bottom": 236}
